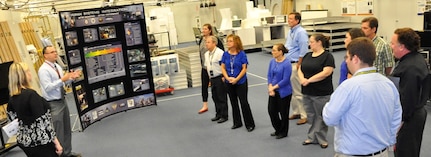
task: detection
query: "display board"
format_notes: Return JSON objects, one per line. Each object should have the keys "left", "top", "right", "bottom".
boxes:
{"left": 59, "top": 4, "right": 155, "bottom": 130}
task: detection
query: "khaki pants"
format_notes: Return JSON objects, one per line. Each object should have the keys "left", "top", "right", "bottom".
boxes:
{"left": 290, "top": 63, "right": 306, "bottom": 118}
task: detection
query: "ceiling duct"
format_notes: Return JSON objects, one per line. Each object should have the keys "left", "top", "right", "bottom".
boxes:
{"left": 1, "top": 0, "right": 30, "bottom": 10}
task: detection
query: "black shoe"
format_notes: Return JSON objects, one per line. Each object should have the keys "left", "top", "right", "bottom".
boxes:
{"left": 246, "top": 126, "right": 255, "bottom": 132}
{"left": 276, "top": 135, "right": 287, "bottom": 139}
{"left": 217, "top": 118, "right": 228, "bottom": 123}
{"left": 231, "top": 124, "right": 242, "bottom": 129}
{"left": 68, "top": 152, "right": 82, "bottom": 157}
{"left": 211, "top": 116, "right": 221, "bottom": 121}
{"left": 270, "top": 132, "right": 277, "bottom": 136}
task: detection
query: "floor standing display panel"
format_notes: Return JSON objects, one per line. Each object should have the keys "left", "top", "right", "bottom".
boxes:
{"left": 59, "top": 4, "right": 155, "bottom": 130}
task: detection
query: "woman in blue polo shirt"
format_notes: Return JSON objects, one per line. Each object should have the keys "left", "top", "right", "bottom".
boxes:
{"left": 221, "top": 34, "right": 255, "bottom": 132}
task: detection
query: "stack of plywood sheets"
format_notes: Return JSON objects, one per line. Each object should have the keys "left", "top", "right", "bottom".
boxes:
{"left": 0, "top": 21, "right": 21, "bottom": 63}
{"left": 19, "top": 22, "right": 44, "bottom": 71}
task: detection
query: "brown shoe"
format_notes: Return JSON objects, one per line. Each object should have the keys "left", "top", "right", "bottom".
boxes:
{"left": 296, "top": 118, "right": 307, "bottom": 125}
{"left": 288, "top": 114, "right": 301, "bottom": 120}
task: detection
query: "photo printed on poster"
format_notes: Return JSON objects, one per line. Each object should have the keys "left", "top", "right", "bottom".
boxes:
{"left": 67, "top": 49, "right": 81, "bottom": 65}
{"left": 124, "top": 22, "right": 143, "bottom": 46}
{"left": 127, "top": 48, "right": 145, "bottom": 63}
{"left": 84, "top": 43, "right": 126, "bottom": 84}
{"left": 129, "top": 63, "right": 147, "bottom": 78}
{"left": 83, "top": 28, "right": 99, "bottom": 43}
{"left": 72, "top": 66, "right": 84, "bottom": 83}
{"left": 75, "top": 84, "right": 88, "bottom": 111}
{"left": 92, "top": 87, "right": 107, "bottom": 103}
{"left": 60, "top": 12, "right": 77, "bottom": 29}
{"left": 108, "top": 82, "right": 125, "bottom": 98}
{"left": 65, "top": 31, "right": 79, "bottom": 46}
{"left": 99, "top": 25, "right": 117, "bottom": 40}
{"left": 132, "top": 78, "right": 150, "bottom": 92}
{"left": 79, "top": 93, "right": 154, "bottom": 127}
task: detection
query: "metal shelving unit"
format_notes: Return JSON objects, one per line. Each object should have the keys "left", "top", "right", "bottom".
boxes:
{"left": 302, "top": 16, "right": 360, "bottom": 52}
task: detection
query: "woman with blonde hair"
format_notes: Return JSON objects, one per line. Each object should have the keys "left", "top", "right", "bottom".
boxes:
{"left": 7, "top": 62, "right": 63, "bottom": 157}
{"left": 221, "top": 34, "right": 255, "bottom": 132}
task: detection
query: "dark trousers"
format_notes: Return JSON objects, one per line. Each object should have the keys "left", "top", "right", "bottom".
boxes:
{"left": 226, "top": 80, "right": 255, "bottom": 128}
{"left": 211, "top": 76, "right": 228, "bottom": 118}
{"left": 48, "top": 99, "right": 72, "bottom": 156}
{"left": 19, "top": 142, "right": 58, "bottom": 157}
{"left": 268, "top": 92, "right": 292, "bottom": 136}
{"left": 395, "top": 107, "right": 427, "bottom": 157}
{"left": 201, "top": 68, "right": 209, "bottom": 102}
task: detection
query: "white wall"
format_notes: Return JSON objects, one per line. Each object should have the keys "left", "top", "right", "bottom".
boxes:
{"left": 295, "top": 0, "right": 424, "bottom": 41}
{"left": 145, "top": 0, "right": 247, "bottom": 43}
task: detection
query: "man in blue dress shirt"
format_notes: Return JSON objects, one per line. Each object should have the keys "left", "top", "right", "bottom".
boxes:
{"left": 284, "top": 12, "right": 309, "bottom": 125}
{"left": 38, "top": 46, "right": 81, "bottom": 157}
{"left": 323, "top": 37, "right": 402, "bottom": 157}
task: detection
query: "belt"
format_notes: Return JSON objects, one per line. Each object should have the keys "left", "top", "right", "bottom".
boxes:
{"left": 352, "top": 148, "right": 387, "bottom": 156}
{"left": 211, "top": 75, "right": 222, "bottom": 79}
{"left": 47, "top": 99, "right": 62, "bottom": 102}
{"left": 291, "top": 61, "right": 298, "bottom": 63}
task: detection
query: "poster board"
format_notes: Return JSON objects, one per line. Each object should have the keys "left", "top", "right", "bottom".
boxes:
{"left": 341, "top": 0, "right": 373, "bottom": 16}
{"left": 59, "top": 4, "right": 155, "bottom": 130}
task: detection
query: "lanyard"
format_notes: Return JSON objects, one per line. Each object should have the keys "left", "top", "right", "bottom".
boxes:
{"left": 354, "top": 69, "right": 376, "bottom": 76}
{"left": 46, "top": 61, "right": 61, "bottom": 79}
{"left": 230, "top": 55, "right": 236, "bottom": 75}
{"left": 209, "top": 48, "right": 216, "bottom": 67}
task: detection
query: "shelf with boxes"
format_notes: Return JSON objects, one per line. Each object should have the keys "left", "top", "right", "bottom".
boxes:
{"left": 302, "top": 16, "right": 360, "bottom": 52}
{"left": 151, "top": 52, "right": 188, "bottom": 92}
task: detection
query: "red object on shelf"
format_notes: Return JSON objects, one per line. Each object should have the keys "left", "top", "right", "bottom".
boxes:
{"left": 155, "top": 87, "right": 174, "bottom": 95}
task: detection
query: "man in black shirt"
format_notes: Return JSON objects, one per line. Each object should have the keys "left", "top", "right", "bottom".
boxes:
{"left": 390, "top": 27, "right": 430, "bottom": 157}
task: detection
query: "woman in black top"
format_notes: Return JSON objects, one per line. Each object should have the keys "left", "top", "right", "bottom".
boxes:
{"left": 198, "top": 23, "right": 225, "bottom": 114}
{"left": 7, "top": 62, "right": 62, "bottom": 157}
{"left": 298, "top": 34, "right": 335, "bottom": 149}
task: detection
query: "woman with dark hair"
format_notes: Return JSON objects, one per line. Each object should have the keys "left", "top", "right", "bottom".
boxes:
{"left": 198, "top": 23, "right": 225, "bottom": 114}
{"left": 7, "top": 62, "right": 63, "bottom": 157}
{"left": 221, "top": 34, "right": 255, "bottom": 132}
{"left": 339, "top": 28, "right": 366, "bottom": 84}
{"left": 298, "top": 34, "right": 335, "bottom": 148}
{"left": 267, "top": 43, "right": 292, "bottom": 139}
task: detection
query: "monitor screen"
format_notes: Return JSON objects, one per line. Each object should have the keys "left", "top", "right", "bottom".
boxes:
{"left": 232, "top": 20, "right": 242, "bottom": 28}
{"left": 415, "top": 30, "right": 431, "bottom": 48}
